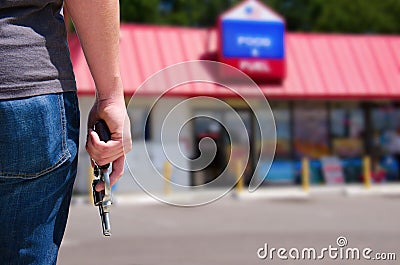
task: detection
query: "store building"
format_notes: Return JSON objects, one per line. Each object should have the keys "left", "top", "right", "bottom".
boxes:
{"left": 69, "top": 1, "right": 400, "bottom": 193}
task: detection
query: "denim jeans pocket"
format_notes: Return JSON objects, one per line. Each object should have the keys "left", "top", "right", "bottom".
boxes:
{"left": 0, "top": 93, "right": 71, "bottom": 179}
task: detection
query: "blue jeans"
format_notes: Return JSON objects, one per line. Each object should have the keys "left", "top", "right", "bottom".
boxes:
{"left": 0, "top": 92, "right": 80, "bottom": 264}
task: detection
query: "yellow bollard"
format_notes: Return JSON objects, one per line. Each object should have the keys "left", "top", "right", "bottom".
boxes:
{"left": 164, "top": 161, "right": 172, "bottom": 195}
{"left": 363, "top": 156, "right": 372, "bottom": 189}
{"left": 235, "top": 160, "right": 244, "bottom": 193}
{"left": 301, "top": 157, "right": 310, "bottom": 192}
{"left": 88, "top": 165, "right": 94, "bottom": 204}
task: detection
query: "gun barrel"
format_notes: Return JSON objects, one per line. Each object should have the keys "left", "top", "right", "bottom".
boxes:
{"left": 102, "top": 211, "right": 111, "bottom": 236}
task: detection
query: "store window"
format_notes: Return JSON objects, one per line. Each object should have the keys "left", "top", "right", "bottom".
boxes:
{"left": 330, "top": 102, "right": 365, "bottom": 158}
{"left": 371, "top": 103, "right": 400, "bottom": 182}
{"left": 269, "top": 102, "right": 291, "bottom": 159}
{"left": 372, "top": 104, "right": 400, "bottom": 155}
{"left": 330, "top": 102, "right": 365, "bottom": 183}
{"left": 264, "top": 102, "right": 295, "bottom": 184}
{"left": 293, "top": 102, "right": 329, "bottom": 159}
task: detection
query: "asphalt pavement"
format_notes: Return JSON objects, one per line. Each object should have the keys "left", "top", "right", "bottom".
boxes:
{"left": 58, "top": 187, "right": 400, "bottom": 265}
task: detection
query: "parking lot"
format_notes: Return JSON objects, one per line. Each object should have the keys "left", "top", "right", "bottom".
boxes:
{"left": 59, "top": 188, "right": 400, "bottom": 265}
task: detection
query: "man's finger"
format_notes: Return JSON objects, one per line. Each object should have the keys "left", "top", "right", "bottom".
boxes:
{"left": 87, "top": 131, "right": 125, "bottom": 164}
{"left": 94, "top": 153, "right": 124, "bottom": 168}
{"left": 95, "top": 156, "right": 125, "bottom": 192}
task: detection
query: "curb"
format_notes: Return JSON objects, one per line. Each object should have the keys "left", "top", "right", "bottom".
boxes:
{"left": 71, "top": 184, "right": 400, "bottom": 206}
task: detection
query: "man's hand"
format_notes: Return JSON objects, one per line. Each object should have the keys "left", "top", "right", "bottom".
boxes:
{"left": 86, "top": 86, "right": 132, "bottom": 191}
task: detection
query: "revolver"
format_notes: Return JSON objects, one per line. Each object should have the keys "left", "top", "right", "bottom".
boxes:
{"left": 92, "top": 120, "right": 113, "bottom": 236}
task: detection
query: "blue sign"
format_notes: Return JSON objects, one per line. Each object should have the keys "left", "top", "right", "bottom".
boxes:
{"left": 257, "top": 160, "right": 296, "bottom": 184}
{"left": 218, "top": 0, "right": 286, "bottom": 80}
{"left": 221, "top": 19, "right": 285, "bottom": 59}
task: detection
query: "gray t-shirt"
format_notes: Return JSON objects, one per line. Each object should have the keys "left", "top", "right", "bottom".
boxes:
{"left": 0, "top": 0, "right": 76, "bottom": 99}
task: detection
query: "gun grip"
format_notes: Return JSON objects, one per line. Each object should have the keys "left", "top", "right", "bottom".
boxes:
{"left": 94, "top": 120, "right": 111, "bottom": 169}
{"left": 94, "top": 120, "right": 111, "bottom": 143}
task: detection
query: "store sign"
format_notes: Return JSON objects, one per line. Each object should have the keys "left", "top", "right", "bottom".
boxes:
{"left": 218, "top": 0, "right": 286, "bottom": 81}
{"left": 240, "top": 60, "right": 269, "bottom": 72}
{"left": 321, "top": 156, "right": 345, "bottom": 185}
{"left": 222, "top": 21, "right": 284, "bottom": 59}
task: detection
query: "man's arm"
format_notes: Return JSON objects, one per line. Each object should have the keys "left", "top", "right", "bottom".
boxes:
{"left": 64, "top": 0, "right": 132, "bottom": 191}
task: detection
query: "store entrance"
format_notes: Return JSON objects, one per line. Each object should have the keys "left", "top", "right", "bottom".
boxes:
{"left": 191, "top": 109, "right": 254, "bottom": 187}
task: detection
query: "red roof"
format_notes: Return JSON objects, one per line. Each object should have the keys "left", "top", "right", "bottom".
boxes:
{"left": 69, "top": 24, "right": 400, "bottom": 99}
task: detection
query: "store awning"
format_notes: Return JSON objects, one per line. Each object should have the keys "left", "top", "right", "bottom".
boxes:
{"left": 69, "top": 24, "right": 400, "bottom": 99}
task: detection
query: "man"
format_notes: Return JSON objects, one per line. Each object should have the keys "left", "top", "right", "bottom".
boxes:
{"left": 0, "top": 0, "right": 132, "bottom": 263}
